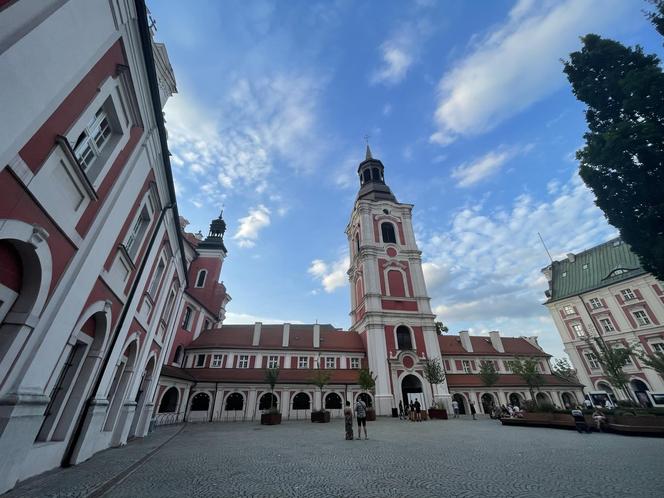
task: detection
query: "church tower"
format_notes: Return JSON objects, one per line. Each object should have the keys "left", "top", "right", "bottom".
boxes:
{"left": 346, "top": 147, "right": 451, "bottom": 415}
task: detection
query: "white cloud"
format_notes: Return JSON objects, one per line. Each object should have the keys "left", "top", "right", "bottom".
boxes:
{"left": 451, "top": 144, "right": 532, "bottom": 187}
{"left": 371, "top": 20, "right": 432, "bottom": 86}
{"left": 430, "top": 0, "right": 628, "bottom": 145}
{"left": 232, "top": 205, "right": 271, "bottom": 248}
{"left": 308, "top": 254, "right": 350, "bottom": 293}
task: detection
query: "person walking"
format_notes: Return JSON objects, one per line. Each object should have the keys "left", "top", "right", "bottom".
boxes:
{"left": 344, "top": 401, "right": 354, "bottom": 440}
{"left": 398, "top": 400, "right": 404, "bottom": 420}
{"left": 452, "top": 399, "right": 459, "bottom": 418}
{"left": 414, "top": 398, "right": 422, "bottom": 422}
{"left": 470, "top": 401, "right": 477, "bottom": 420}
{"left": 571, "top": 406, "right": 591, "bottom": 433}
{"left": 355, "top": 397, "right": 368, "bottom": 440}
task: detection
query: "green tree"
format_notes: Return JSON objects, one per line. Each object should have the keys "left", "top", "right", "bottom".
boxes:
{"left": 422, "top": 358, "right": 446, "bottom": 405}
{"left": 357, "top": 368, "right": 377, "bottom": 394}
{"left": 264, "top": 367, "right": 280, "bottom": 412}
{"left": 311, "top": 362, "right": 332, "bottom": 412}
{"left": 585, "top": 336, "right": 636, "bottom": 401}
{"left": 563, "top": 33, "right": 664, "bottom": 281}
{"left": 646, "top": 0, "right": 664, "bottom": 37}
{"left": 551, "top": 358, "right": 577, "bottom": 382}
{"left": 435, "top": 321, "right": 448, "bottom": 335}
{"left": 508, "top": 357, "right": 544, "bottom": 403}
{"left": 638, "top": 351, "right": 664, "bottom": 380}
{"left": 478, "top": 360, "right": 499, "bottom": 388}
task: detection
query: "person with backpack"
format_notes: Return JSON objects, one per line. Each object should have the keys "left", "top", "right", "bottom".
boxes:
{"left": 413, "top": 398, "right": 422, "bottom": 422}
{"left": 355, "top": 397, "right": 368, "bottom": 440}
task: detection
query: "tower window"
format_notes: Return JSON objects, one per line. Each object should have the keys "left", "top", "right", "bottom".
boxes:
{"left": 372, "top": 167, "right": 380, "bottom": 181}
{"left": 381, "top": 222, "right": 397, "bottom": 244}
{"left": 195, "top": 269, "right": 207, "bottom": 288}
{"left": 363, "top": 169, "right": 371, "bottom": 183}
{"left": 355, "top": 233, "right": 360, "bottom": 254}
{"left": 396, "top": 325, "right": 413, "bottom": 350}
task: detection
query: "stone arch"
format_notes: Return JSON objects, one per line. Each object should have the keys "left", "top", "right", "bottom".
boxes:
{"left": 129, "top": 352, "right": 158, "bottom": 437}
{"left": 509, "top": 392, "right": 524, "bottom": 407}
{"left": 292, "top": 392, "right": 311, "bottom": 410}
{"left": 380, "top": 221, "right": 397, "bottom": 244}
{"left": 191, "top": 392, "right": 211, "bottom": 411}
{"left": 356, "top": 392, "right": 373, "bottom": 407}
{"left": 561, "top": 391, "right": 576, "bottom": 408}
{"left": 324, "top": 392, "right": 342, "bottom": 409}
{"left": 596, "top": 380, "right": 614, "bottom": 394}
{"left": 103, "top": 335, "right": 140, "bottom": 432}
{"left": 481, "top": 393, "right": 496, "bottom": 413}
{"left": 536, "top": 392, "right": 551, "bottom": 404}
{"left": 224, "top": 392, "right": 244, "bottom": 411}
{"left": 395, "top": 324, "right": 414, "bottom": 351}
{"left": 452, "top": 393, "right": 468, "bottom": 414}
{"left": 258, "top": 392, "right": 279, "bottom": 411}
{"left": 159, "top": 387, "right": 179, "bottom": 413}
{"left": 400, "top": 372, "right": 424, "bottom": 408}
{"left": 630, "top": 377, "right": 650, "bottom": 392}
{"left": 173, "top": 345, "right": 184, "bottom": 365}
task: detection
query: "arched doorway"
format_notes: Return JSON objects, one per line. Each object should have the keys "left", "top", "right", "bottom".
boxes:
{"left": 103, "top": 338, "right": 139, "bottom": 434}
{"left": 597, "top": 381, "right": 614, "bottom": 394}
{"left": 509, "top": 393, "right": 523, "bottom": 407}
{"left": 630, "top": 379, "right": 651, "bottom": 407}
{"left": 129, "top": 355, "right": 156, "bottom": 437}
{"left": 561, "top": 392, "right": 576, "bottom": 409}
{"left": 536, "top": 392, "right": 551, "bottom": 405}
{"left": 481, "top": 393, "right": 495, "bottom": 414}
{"left": 259, "top": 393, "right": 278, "bottom": 411}
{"left": 401, "top": 374, "right": 423, "bottom": 407}
{"left": 357, "top": 392, "right": 373, "bottom": 407}
{"left": 325, "top": 392, "right": 342, "bottom": 409}
{"left": 159, "top": 387, "right": 179, "bottom": 413}
{"left": 225, "top": 392, "right": 244, "bottom": 411}
{"left": 452, "top": 393, "right": 467, "bottom": 414}
{"left": 191, "top": 392, "right": 211, "bottom": 411}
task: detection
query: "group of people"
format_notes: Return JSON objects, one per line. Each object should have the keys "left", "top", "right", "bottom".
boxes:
{"left": 344, "top": 399, "right": 369, "bottom": 440}
{"left": 571, "top": 406, "right": 608, "bottom": 433}
{"left": 452, "top": 399, "right": 478, "bottom": 419}
{"left": 397, "top": 399, "right": 423, "bottom": 421}
{"left": 494, "top": 403, "right": 524, "bottom": 419}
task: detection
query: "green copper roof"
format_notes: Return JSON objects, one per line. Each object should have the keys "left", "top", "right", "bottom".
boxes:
{"left": 546, "top": 238, "right": 645, "bottom": 302}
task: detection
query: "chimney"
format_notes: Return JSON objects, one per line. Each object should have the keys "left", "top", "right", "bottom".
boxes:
{"left": 313, "top": 324, "right": 320, "bottom": 348}
{"left": 489, "top": 330, "right": 504, "bottom": 353}
{"left": 566, "top": 253, "right": 575, "bottom": 262}
{"left": 282, "top": 323, "right": 290, "bottom": 347}
{"left": 459, "top": 330, "right": 473, "bottom": 352}
{"left": 252, "top": 322, "right": 262, "bottom": 346}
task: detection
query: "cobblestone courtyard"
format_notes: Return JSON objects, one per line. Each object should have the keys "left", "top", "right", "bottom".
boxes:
{"left": 7, "top": 417, "right": 664, "bottom": 497}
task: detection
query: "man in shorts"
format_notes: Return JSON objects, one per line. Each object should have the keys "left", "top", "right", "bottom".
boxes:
{"left": 355, "top": 397, "right": 368, "bottom": 439}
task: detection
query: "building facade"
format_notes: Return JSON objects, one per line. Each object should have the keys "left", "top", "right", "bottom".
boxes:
{"left": 0, "top": 0, "right": 186, "bottom": 492}
{"left": 542, "top": 238, "right": 664, "bottom": 404}
{"left": 154, "top": 149, "right": 582, "bottom": 424}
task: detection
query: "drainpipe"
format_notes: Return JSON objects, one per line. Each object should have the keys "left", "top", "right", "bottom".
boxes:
{"left": 209, "top": 382, "right": 217, "bottom": 422}
{"left": 63, "top": 204, "right": 174, "bottom": 466}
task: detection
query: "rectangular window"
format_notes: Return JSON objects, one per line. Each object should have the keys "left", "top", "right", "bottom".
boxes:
{"left": 589, "top": 298, "right": 602, "bottom": 309}
{"left": 268, "top": 355, "right": 279, "bottom": 369}
{"left": 652, "top": 343, "right": 664, "bottom": 354}
{"left": 599, "top": 318, "right": 615, "bottom": 333}
{"left": 585, "top": 352, "right": 600, "bottom": 370}
{"left": 571, "top": 322, "right": 585, "bottom": 337}
{"left": 211, "top": 354, "right": 222, "bottom": 368}
{"left": 563, "top": 305, "right": 575, "bottom": 316}
{"left": 72, "top": 100, "right": 120, "bottom": 182}
{"left": 350, "top": 358, "right": 360, "bottom": 369}
{"left": 633, "top": 310, "right": 650, "bottom": 326}
{"left": 125, "top": 205, "right": 151, "bottom": 259}
{"left": 162, "top": 289, "right": 176, "bottom": 322}
{"left": 298, "top": 357, "right": 309, "bottom": 369}
{"left": 621, "top": 288, "right": 636, "bottom": 301}
{"left": 325, "top": 357, "right": 335, "bottom": 369}
{"left": 148, "top": 259, "right": 165, "bottom": 297}
{"left": 462, "top": 360, "right": 471, "bottom": 373}
{"left": 182, "top": 306, "right": 193, "bottom": 331}
{"left": 195, "top": 354, "right": 205, "bottom": 368}
{"left": 204, "top": 319, "right": 211, "bottom": 330}
{"left": 238, "top": 355, "right": 249, "bottom": 368}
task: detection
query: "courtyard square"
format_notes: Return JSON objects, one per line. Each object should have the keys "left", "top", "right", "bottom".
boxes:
{"left": 9, "top": 417, "right": 664, "bottom": 498}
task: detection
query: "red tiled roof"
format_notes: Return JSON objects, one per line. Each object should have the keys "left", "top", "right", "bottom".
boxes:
{"left": 160, "top": 364, "right": 196, "bottom": 381}
{"left": 182, "top": 231, "right": 200, "bottom": 248}
{"left": 438, "top": 335, "right": 549, "bottom": 357}
{"left": 446, "top": 373, "right": 581, "bottom": 388}
{"left": 188, "top": 324, "right": 365, "bottom": 352}
{"left": 164, "top": 367, "right": 362, "bottom": 384}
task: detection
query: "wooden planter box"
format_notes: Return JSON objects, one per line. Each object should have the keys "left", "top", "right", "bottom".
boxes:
{"left": 428, "top": 408, "right": 448, "bottom": 420}
{"left": 366, "top": 409, "right": 376, "bottom": 421}
{"left": 607, "top": 415, "right": 664, "bottom": 436}
{"left": 311, "top": 411, "right": 331, "bottom": 423}
{"left": 261, "top": 413, "right": 282, "bottom": 425}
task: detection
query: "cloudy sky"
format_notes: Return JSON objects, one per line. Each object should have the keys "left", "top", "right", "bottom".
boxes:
{"left": 148, "top": 0, "right": 663, "bottom": 359}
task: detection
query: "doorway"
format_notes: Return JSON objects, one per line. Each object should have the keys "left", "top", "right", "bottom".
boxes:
{"left": 401, "top": 374, "right": 424, "bottom": 408}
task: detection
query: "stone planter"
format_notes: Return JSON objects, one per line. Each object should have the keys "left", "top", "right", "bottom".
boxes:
{"left": 311, "top": 411, "right": 331, "bottom": 423}
{"left": 366, "top": 408, "right": 376, "bottom": 421}
{"left": 261, "top": 413, "right": 282, "bottom": 425}
{"left": 428, "top": 408, "right": 448, "bottom": 420}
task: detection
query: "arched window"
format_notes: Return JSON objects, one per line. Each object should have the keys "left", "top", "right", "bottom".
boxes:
{"left": 173, "top": 345, "right": 184, "bottom": 365}
{"left": 381, "top": 222, "right": 397, "bottom": 244}
{"left": 225, "top": 392, "right": 244, "bottom": 411}
{"left": 387, "top": 270, "right": 406, "bottom": 297}
{"left": 357, "top": 392, "right": 372, "bottom": 407}
{"left": 191, "top": 392, "right": 210, "bottom": 411}
{"left": 195, "top": 269, "right": 207, "bottom": 288}
{"left": 325, "top": 392, "right": 342, "bottom": 409}
{"left": 354, "top": 233, "right": 360, "bottom": 254}
{"left": 292, "top": 392, "right": 311, "bottom": 410}
{"left": 396, "top": 325, "right": 413, "bottom": 350}
{"left": 159, "top": 387, "right": 179, "bottom": 413}
{"left": 259, "top": 393, "right": 278, "bottom": 411}
{"left": 362, "top": 169, "right": 371, "bottom": 183}
{"left": 355, "top": 277, "right": 364, "bottom": 306}
{"left": 372, "top": 167, "right": 380, "bottom": 181}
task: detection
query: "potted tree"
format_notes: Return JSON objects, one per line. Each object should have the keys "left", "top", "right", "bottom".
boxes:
{"left": 479, "top": 360, "right": 499, "bottom": 418}
{"left": 357, "top": 368, "right": 377, "bottom": 421}
{"left": 422, "top": 358, "right": 448, "bottom": 419}
{"left": 310, "top": 366, "right": 332, "bottom": 423}
{"left": 261, "top": 367, "right": 282, "bottom": 425}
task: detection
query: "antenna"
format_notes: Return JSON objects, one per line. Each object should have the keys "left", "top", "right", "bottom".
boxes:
{"left": 538, "top": 232, "right": 553, "bottom": 263}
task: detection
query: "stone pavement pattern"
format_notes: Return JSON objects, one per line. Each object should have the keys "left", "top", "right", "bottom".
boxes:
{"left": 6, "top": 418, "right": 664, "bottom": 497}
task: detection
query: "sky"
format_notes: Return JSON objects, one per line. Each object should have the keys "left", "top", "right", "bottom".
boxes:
{"left": 148, "top": 0, "right": 663, "bottom": 360}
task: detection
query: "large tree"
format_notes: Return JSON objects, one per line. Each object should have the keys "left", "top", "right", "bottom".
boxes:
{"left": 422, "top": 358, "right": 446, "bottom": 405}
{"left": 563, "top": 34, "right": 664, "bottom": 280}
{"left": 585, "top": 336, "right": 636, "bottom": 401}
{"left": 551, "top": 358, "right": 577, "bottom": 383}
{"left": 478, "top": 360, "right": 499, "bottom": 388}
{"left": 647, "top": 0, "right": 664, "bottom": 37}
{"left": 639, "top": 351, "right": 664, "bottom": 380}
{"left": 508, "top": 357, "right": 544, "bottom": 403}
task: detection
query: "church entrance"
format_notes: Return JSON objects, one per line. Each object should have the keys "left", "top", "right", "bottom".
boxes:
{"left": 401, "top": 374, "right": 424, "bottom": 408}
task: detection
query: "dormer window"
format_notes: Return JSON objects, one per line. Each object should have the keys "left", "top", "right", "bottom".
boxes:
{"left": 621, "top": 288, "right": 636, "bottom": 301}
{"left": 582, "top": 263, "right": 589, "bottom": 270}
{"left": 195, "top": 269, "right": 207, "bottom": 288}
{"left": 609, "top": 268, "right": 628, "bottom": 277}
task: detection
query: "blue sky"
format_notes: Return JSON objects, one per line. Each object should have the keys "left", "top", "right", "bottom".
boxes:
{"left": 148, "top": 0, "right": 663, "bottom": 359}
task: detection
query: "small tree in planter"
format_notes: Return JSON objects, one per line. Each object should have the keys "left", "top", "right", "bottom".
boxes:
{"left": 479, "top": 361, "right": 499, "bottom": 388}
{"left": 422, "top": 358, "right": 447, "bottom": 419}
{"left": 551, "top": 357, "right": 577, "bottom": 382}
{"left": 261, "top": 368, "right": 281, "bottom": 425}
{"left": 585, "top": 336, "right": 636, "bottom": 402}
{"left": 508, "top": 357, "right": 544, "bottom": 405}
{"left": 357, "top": 368, "right": 377, "bottom": 421}
{"left": 310, "top": 366, "right": 332, "bottom": 423}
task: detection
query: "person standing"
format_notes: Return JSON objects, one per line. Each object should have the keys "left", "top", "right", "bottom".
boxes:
{"left": 470, "top": 401, "right": 477, "bottom": 420}
{"left": 398, "top": 400, "right": 404, "bottom": 420}
{"left": 414, "top": 398, "right": 422, "bottom": 422}
{"left": 355, "top": 397, "right": 368, "bottom": 440}
{"left": 344, "top": 401, "right": 354, "bottom": 440}
{"left": 452, "top": 399, "right": 459, "bottom": 418}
